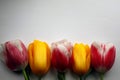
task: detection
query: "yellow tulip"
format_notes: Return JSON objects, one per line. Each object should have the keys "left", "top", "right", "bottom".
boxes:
{"left": 70, "top": 43, "right": 91, "bottom": 75}
{"left": 28, "top": 40, "right": 51, "bottom": 76}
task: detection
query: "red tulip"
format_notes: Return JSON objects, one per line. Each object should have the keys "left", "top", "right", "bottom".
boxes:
{"left": 0, "top": 40, "right": 28, "bottom": 80}
{"left": 91, "top": 41, "right": 116, "bottom": 80}
{"left": 51, "top": 40, "right": 72, "bottom": 80}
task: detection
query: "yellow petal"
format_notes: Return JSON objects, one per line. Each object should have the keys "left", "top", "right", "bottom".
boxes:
{"left": 85, "top": 45, "right": 91, "bottom": 72}
{"left": 43, "top": 42, "right": 51, "bottom": 74}
{"left": 72, "top": 43, "right": 90, "bottom": 75}
{"left": 28, "top": 40, "right": 51, "bottom": 75}
{"left": 28, "top": 43, "right": 38, "bottom": 73}
{"left": 33, "top": 40, "right": 47, "bottom": 73}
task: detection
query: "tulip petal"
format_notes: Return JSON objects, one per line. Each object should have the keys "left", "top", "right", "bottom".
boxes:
{"left": 51, "top": 40, "right": 72, "bottom": 72}
{"left": 33, "top": 40, "right": 47, "bottom": 70}
{"left": 4, "top": 40, "right": 28, "bottom": 70}
{"left": 28, "top": 40, "right": 51, "bottom": 75}
{"left": 72, "top": 43, "right": 90, "bottom": 74}
{"left": 28, "top": 43, "right": 37, "bottom": 73}
{"left": 71, "top": 43, "right": 91, "bottom": 75}
{"left": 91, "top": 43, "right": 103, "bottom": 72}
{"left": 85, "top": 45, "right": 91, "bottom": 73}
{"left": 52, "top": 48, "right": 69, "bottom": 71}
{"left": 91, "top": 42, "right": 116, "bottom": 73}
{"left": 0, "top": 40, "right": 28, "bottom": 71}
{"left": 103, "top": 45, "right": 116, "bottom": 72}
{"left": 44, "top": 42, "right": 51, "bottom": 74}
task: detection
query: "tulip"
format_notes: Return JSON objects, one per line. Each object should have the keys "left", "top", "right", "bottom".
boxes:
{"left": 28, "top": 40, "right": 51, "bottom": 80}
{"left": 0, "top": 40, "right": 28, "bottom": 80}
{"left": 69, "top": 43, "right": 91, "bottom": 80}
{"left": 51, "top": 39, "right": 72, "bottom": 80}
{"left": 91, "top": 41, "right": 116, "bottom": 80}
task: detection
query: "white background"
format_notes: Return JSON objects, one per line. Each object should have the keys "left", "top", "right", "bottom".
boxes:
{"left": 0, "top": 0, "right": 120, "bottom": 80}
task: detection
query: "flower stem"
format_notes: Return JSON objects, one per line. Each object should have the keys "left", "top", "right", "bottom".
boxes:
{"left": 79, "top": 75, "right": 82, "bottom": 80}
{"left": 22, "top": 69, "right": 28, "bottom": 80}
{"left": 57, "top": 71, "right": 65, "bottom": 80}
{"left": 83, "top": 69, "right": 92, "bottom": 80}
{"left": 38, "top": 76, "right": 41, "bottom": 80}
{"left": 100, "top": 73, "right": 104, "bottom": 80}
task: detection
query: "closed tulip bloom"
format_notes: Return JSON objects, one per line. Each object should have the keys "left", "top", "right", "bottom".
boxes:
{"left": 70, "top": 43, "right": 91, "bottom": 79}
{"left": 51, "top": 40, "right": 72, "bottom": 71}
{"left": 0, "top": 40, "right": 28, "bottom": 80}
{"left": 51, "top": 39, "right": 72, "bottom": 80}
{"left": 28, "top": 40, "right": 51, "bottom": 77}
{"left": 91, "top": 42, "right": 116, "bottom": 80}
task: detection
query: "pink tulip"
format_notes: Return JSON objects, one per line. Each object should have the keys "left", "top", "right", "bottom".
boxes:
{"left": 91, "top": 41, "right": 116, "bottom": 80}
{"left": 51, "top": 40, "right": 72, "bottom": 80}
{"left": 0, "top": 40, "right": 28, "bottom": 80}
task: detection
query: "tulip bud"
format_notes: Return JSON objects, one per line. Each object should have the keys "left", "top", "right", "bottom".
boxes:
{"left": 0, "top": 40, "right": 28, "bottom": 80}
{"left": 0, "top": 40, "right": 28, "bottom": 71}
{"left": 91, "top": 41, "right": 116, "bottom": 80}
{"left": 91, "top": 42, "right": 116, "bottom": 73}
{"left": 28, "top": 40, "right": 51, "bottom": 76}
{"left": 69, "top": 43, "right": 91, "bottom": 79}
{"left": 51, "top": 39, "right": 72, "bottom": 72}
{"left": 51, "top": 39, "right": 72, "bottom": 80}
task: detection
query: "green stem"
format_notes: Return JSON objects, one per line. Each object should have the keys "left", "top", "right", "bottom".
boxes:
{"left": 83, "top": 69, "right": 92, "bottom": 80}
{"left": 22, "top": 69, "right": 28, "bottom": 80}
{"left": 100, "top": 73, "right": 104, "bottom": 80}
{"left": 79, "top": 76, "right": 82, "bottom": 80}
{"left": 57, "top": 72, "right": 65, "bottom": 80}
{"left": 38, "top": 76, "right": 41, "bottom": 80}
